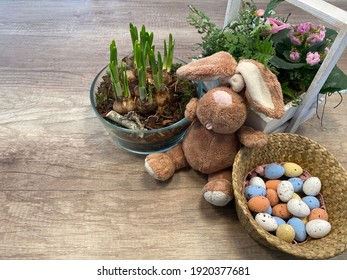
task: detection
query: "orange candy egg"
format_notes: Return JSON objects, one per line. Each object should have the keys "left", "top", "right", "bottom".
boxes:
{"left": 308, "top": 208, "right": 329, "bottom": 221}
{"left": 266, "top": 189, "right": 279, "bottom": 207}
{"left": 266, "top": 180, "right": 281, "bottom": 191}
{"left": 247, "top": 196, "right": 270, "bottom": 213}
{"left": 273, "top": 203, "right": 292, "bottom": 219}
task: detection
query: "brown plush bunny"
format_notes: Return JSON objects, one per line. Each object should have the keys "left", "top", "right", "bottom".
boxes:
{"left": 145, "top": 51, "right": 284, "bottom": 206}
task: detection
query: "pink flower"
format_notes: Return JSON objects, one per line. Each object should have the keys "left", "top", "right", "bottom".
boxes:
{"left": 266, "top": 18, "right": 291, "bottom": 34}
{"left": 290, "top": 32, "right": 302, "bottom": 46}
{"left": 290, "top": 50, "right": 300, "bottom": 61}
{"left": 307, "top": 33, "right": 324, "bottom": 44}
{"left": 306, "top": 25, "right": 326, "bottom": 44}
{"left": 306, "top": 52, "right": 321, "bottom": 66}
{"left": 255, "top": 9, "right": 265, "bottom": 17}
{"left": 296, "top": 22, "right": 312, "bottom": 34}
{"left": 324, "top": 47, "right": 329, "bottom": 53}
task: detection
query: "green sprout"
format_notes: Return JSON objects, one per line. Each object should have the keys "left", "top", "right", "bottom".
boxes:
{"left": 120, "top": 62, "right": 131, "bottom": 98}
{"left": 137, "top": 66, "right": 148, "bottom": 102}
{"left": 109, "top": 60, "right": 123, "bottom": 98}
{"left": 110, "top": 39, "right": 118, "bottom": 65}
{"left": 149, "top": 49, "right": 164, "bottom": 91}
{"left": 163, "top": 34, "right": 175, "bottom": 72}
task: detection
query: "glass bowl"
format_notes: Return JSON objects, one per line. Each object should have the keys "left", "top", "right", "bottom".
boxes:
{"left": 90, "top": 65, "right": 201, "bottom": 154}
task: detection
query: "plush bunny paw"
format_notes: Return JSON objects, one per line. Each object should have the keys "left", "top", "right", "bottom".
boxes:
{"left": 244, "top": 131, "right": 268, "bottom": 148}
{"left": 202, "top": 179, "right": 234, "bottom": 206}
{"left": 145, "top": 153, "right": 175, "bottom": 181}
{"left": 238, "top": 126, "right": 268, "bottom": 148}
{"left": 184, "top": 98, "right": 198, "bottom": 121}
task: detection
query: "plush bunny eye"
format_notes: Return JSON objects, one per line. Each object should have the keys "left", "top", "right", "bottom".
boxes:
{"left": 213, "top": 90, "right": 232, "bottom": 105}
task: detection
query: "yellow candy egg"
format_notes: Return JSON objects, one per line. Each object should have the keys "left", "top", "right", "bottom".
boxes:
{"left": 300, "top": 216, "right": 308, "bottom": 224}
{"left": 276, "top": 224, "right": 295, "bottom": 243}
{"left": 291, "top": 193, "right": 301, "bottom": 200}
{"left": 283, "top": 162, "right": 303, "bottom": 177}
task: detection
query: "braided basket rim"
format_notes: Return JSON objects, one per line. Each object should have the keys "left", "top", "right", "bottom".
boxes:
{"left": 232, "top": 133, "right": 347, "bottom": 259}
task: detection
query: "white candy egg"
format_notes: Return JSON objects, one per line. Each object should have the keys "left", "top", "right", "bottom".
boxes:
{"left": 249, "top": 176, "right": 266, "bottom": 189}
{"left": 287, "top": 199, "right": 310, "bottom": 217}
{"left": 306, "top": 220, "right": 331, "bottom": 238}
{"left": 255, "top": 213, "right": 278, "bottom": 231}
{"left": 303, "top": 177, "right": 322, "bottom": 196}
{"left": 277, "top": 181, "right": 294, "bottom": 202}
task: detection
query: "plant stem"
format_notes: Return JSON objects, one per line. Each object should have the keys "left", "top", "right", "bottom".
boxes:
{"left": 109, "top": 61, "right": 123, "bottom": 98}
{"left": 157, "top": 51, "right": 164, "bottom": 90}
{"left": 138, "top": 66, "right": 147, "bottom": 101}
{"left": 121, "top": 62, "right": 131, "bottom": 98}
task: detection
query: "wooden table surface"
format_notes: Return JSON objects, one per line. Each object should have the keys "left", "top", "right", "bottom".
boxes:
{"left": 0, "top": 0, "right": 346, "bottom": 260}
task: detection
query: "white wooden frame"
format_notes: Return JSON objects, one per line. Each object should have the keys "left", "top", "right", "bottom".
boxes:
{"left": 224, "top": 0, "right": 347, "bottom": 133}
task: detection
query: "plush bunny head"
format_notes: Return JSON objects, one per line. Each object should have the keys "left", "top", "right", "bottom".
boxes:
{"left": 196, "top": 86, "right": 247, "bottom": 134}
{"left": 177, "top": 51, "right": 284, "bottom": 121}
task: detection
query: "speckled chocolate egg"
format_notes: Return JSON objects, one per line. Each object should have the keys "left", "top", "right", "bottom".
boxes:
{"left": 265, "top": 180, "right": 281, "bottom": 191}
{"left": 255, "top": 213, "right": 278, "bottom": 231}
{"left": 249, "top": 176, "right": 266, "bottom": 189}
{"left": 273, "top": 216, "right": 286, "bottom": 227}
{"left": 277, "top": 181, "right": 294, "bottom": 202}
{"left": 291, "top": 193, "right": 301, "bottom": 200}
{"left": 247, "top": 196, "right": 271, "bottom": 213}
{"left": 287, "top": 217, "right": 307, "bottom": 242}
{"left": 288, "top": 177, "right": 304, "bottom": 193}
{"left": 265, "top": 206, "right": 272, "bottom": 215}
{"left": 300, "top": 216, "right": 309, "bottom": 224}
{"left": 273, "top": 203, "right": 292, "bottom": 219}
{"left": 264, "top": 164, "right": 285, "bottom": 179}
{"left": 308, "top": 208, "right": 329, "bottom": 221}
{"left": 287, "top": 199, "right": 310, "bottom": 218}
{"left": 276, "top": 224, "right": 295, "bottom": 243}
{"left": 283, "top": 162, "right": 303, "bottom": 177}
{"left": 302, "top": 195, "right": 320, "bottom": 210}
{"left": 244, "top": 185, "right": 266, "bottom": 200}
{"left": 303, "top": 177, "right": 322, "bottom": 196}
{"left": 266, "top": 189, "right": 279, "bottom": 207}
{"left": 306, "top": 220, "right": 331, "bottom": 238}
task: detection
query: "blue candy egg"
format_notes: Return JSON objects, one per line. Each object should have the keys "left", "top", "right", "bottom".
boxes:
{"left": 288, "top": 177, "right": 304, "bottom": 192}
{"left": 273, "top": 216, "right": 286, "bottom": 227}
{"left": 244, "top": 185, "right": 266, "bottom": 200}
{"left": 265, "top": 206, "right": 272, "bottom": 215}
{"left": 264, "top": 164, "right": 285, "bottom": 179}
{"left": 302, "top": 196, "right": 320, "bottom": 210}
{"left": 287, "top": 217, "right": 307, "bottom": 242}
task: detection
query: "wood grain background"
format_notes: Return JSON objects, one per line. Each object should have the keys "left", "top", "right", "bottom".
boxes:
{"left": 0, "top": 0, "right": 346, "bottom": 260}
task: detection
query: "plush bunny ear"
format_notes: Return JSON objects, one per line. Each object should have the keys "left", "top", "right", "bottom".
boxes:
{"left": 236, "top": 59, "right": 284, "bottom": 119}
{"left": 176, "top": 51, "right": 237, "bottom": 81}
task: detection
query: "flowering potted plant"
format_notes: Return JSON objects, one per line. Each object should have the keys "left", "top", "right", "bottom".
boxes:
{"left": 90, "top": 23, "right": 198, "bottom": 154}
{"left": 187, "top": 0, "right": 347, "bottom": 132}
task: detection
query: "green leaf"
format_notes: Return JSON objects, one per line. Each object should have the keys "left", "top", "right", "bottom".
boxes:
{"left": 271, "top": 29, "right": 291, "bottom": 44}
{"left": 265, "top": 0, "right": 285, "bottom": 18}
{"left": 270, "top": 56, "right": 306, "bottom": 70}
{"left": 321, "top": 66, "right": 347, "bottom": 93}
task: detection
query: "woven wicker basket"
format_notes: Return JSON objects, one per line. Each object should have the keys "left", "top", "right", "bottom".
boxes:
{"left": 232, "top": 133, "right": 347, "bottom": 259}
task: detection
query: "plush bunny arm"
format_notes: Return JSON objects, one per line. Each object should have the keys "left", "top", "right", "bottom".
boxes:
{"left": 237, "top": 126, "right": 268, "bottom": 148}
{"left": 176, "top": 51, "right": 237, "bottom": 81}
{"left": 184, "top": 98, "right": 199, "bottom": 121}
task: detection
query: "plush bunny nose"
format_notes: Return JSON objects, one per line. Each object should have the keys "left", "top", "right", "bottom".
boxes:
{"left": 213, "top": 90, "right": 232, "bottom": 105}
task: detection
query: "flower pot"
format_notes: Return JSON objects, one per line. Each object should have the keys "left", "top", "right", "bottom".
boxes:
{"left": 244, "top": 93, "right": 325, "bottom": 133}
{"left": 90, "top": 65, "right": 201, "bottom": 154}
